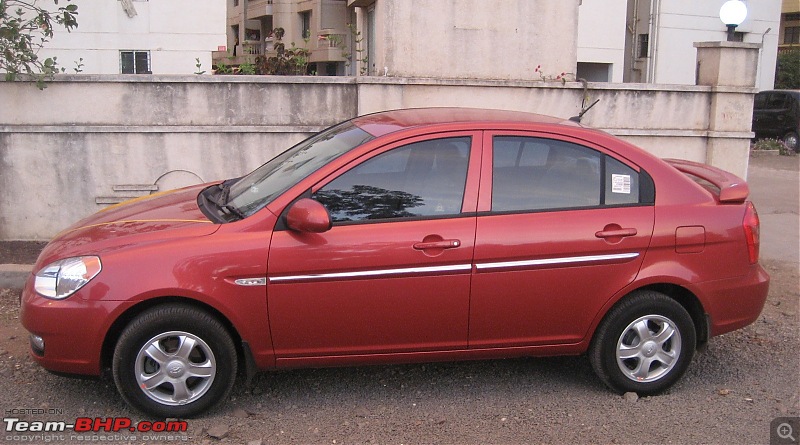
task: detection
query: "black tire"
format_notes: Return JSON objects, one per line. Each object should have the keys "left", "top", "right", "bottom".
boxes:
{"left": 112, "top": 304, "right": 237, "bottom": 418}
{"left": 589, "top": 290, "right": 696, "bottom": 396}
{"left": 782, "top": 131, "right": 799, "bottom": 153}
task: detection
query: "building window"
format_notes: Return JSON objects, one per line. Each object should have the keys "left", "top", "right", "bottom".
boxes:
{"left": 120, "top": 51, "right": 150, "bottom": 74}
{"left": 785, "top": 27, "right": 800, "bottom": 45}
{"left": 233, "top": 0, "right": 239, "bottom": 6}
{"left": 300, "top": 11, "right": 311, "bottom": 39}
{"left": 638, "top": 34, "right": 649, "bottom": 59}
{"left": 576, "top": 62, "right": 612, "bottom": 82}
{"left": 784, "top": 13, "right": 800, "bottom": 22}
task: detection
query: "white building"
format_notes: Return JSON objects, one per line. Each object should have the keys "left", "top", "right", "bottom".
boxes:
{"left": 40, "top": 0, "right": 225, "bottom": 75}
{"left": 577, "top": 0, "right": 781, "bottom": 90}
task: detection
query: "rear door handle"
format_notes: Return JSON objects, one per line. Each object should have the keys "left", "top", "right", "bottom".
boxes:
{"left": 595, "top": 228, "right": 637, "bottom": 238}
{"left": 413, "top": 239, "right": 461, "bottom": 250}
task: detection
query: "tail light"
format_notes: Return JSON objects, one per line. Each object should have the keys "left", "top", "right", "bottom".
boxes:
{"left": 742, "top": 201, "right": 760, "bottom": 264}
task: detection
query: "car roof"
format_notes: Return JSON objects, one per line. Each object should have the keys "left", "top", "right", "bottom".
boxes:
{"left": 757, "top": 89, "right": 800, "bottom": 96}
{"left": 351, "top": 107, "right": 580, "bottom": 137}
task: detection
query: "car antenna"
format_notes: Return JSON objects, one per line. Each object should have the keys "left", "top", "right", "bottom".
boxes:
{"left": 569, "top": 78, "right": 600, "bottom": 123}
{"left": 569, "top": 99, "right": 600, "bottom": 123}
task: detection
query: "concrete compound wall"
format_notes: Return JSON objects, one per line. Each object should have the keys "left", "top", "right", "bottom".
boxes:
{"left": 0, "top": 70, "right": 756, "bottom": 240}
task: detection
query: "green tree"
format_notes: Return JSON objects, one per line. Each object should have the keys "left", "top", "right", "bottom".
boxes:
{"left": 774, "top": 50, "right": 799, "bottom": 90}
{"left": 0, "top": 0, "right": 79, "bottom": 89}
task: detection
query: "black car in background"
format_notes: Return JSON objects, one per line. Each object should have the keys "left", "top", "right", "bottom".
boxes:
{"left": 752, "top": 90, "right": 800, "bottom": 152}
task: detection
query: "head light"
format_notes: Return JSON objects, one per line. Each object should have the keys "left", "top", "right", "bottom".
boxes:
{"left": 34, "top": 256, "right": 102, "bottom": 299}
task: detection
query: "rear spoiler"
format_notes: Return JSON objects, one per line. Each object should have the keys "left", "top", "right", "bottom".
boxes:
{"left": 664, "top": 158, "right": 749, "bottom": 203}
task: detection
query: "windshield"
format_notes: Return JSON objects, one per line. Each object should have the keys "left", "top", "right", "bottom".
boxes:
{"left": 226, "top": 121, "right": 374, "bottom": 217}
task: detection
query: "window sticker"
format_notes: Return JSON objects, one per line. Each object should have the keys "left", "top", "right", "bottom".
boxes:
{"left": 611, "top": 174, "right": 631, "bottom": 194}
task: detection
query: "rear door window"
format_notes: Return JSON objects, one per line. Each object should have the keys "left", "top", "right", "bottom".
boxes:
{"left": 491, "top": 136, "right": 648, "bottom": 212}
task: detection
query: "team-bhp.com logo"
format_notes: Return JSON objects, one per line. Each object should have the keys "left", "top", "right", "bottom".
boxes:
{"left": 5, "top": 416, "right": 188, "bottom": 442}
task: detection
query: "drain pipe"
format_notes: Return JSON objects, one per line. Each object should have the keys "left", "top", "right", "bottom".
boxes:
{"left": 648, "top": 0, "right": 661, "bottom": 83}
{"left": 756, "top": 27, "right": 772, "bottom": 91}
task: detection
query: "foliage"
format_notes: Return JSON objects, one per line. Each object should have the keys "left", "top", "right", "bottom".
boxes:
{"left": 534, "top": 64, "right": 575, "bottom": 85}
{"left": 194, "top": 57, "right": 205, "bottom": 75}
{"left": 214, "top": 60, "right": 233, "bottom": 74}
{"left": 752, "top": 138, "right": 796, "bottom": 156}
{"left": 254, "top": 28, "right": 310, "bottom": 75}
{"left": 0, "top": 0, "right": 79, "bottom": 89}
{"left": 238, "top": 61, "right": 256, "bottom": 75}
{"left": 774, "top": 50, "right": 799, "bottom": 90}
{"left": 346, "top": 23, "right": 368, "bottom": 75}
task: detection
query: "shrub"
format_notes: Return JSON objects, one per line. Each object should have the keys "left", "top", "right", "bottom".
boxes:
{"left": 752, "top": 138, "right": 796, "bottom": 156}
{"left": 775, "top": 50, "right": 800, "bottom": 90}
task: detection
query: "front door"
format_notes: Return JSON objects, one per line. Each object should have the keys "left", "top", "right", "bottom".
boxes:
{"left": 267, "top": 133, "right": 480, "bottom": 359}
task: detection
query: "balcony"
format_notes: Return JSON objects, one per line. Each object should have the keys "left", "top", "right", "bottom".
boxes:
{"left": 312, "top": 30, "right": 348, "bottom": 63}
{"left": 247, "top": 0, "right": 273, "bottom": 19}
{"left": 212, "top": 40, "right": 265, "bottom": 68}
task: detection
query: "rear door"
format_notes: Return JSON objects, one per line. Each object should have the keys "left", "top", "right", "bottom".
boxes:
{"left": 267, "top": 132, "right": 481, "bottom": 359}
{"left": 469, "top": 132, "right": 655, "bottom": 348}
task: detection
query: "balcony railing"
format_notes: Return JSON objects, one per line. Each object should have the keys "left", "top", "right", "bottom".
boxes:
{"left": 317, "top": 31, "right": 346, "bottom": 50}
{"left": 242, "top": 41, "right": 264, "bottom": 56}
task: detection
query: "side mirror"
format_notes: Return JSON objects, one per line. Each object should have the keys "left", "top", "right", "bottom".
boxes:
{"left": 286, "top": 198, "right": 332, "bottom": 233}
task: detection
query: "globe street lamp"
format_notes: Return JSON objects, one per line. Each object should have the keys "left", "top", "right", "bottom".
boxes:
{"left": 719, "top": 0, "right": 748, "bottom": 41}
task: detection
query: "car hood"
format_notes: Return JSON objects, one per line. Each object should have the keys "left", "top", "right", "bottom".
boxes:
{"left": 35, "top": 184, "right": 220, "bottom": 268}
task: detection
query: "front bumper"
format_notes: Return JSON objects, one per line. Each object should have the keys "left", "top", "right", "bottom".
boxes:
{"left": 19, "top": 274, "right": 133, "bottom": 376}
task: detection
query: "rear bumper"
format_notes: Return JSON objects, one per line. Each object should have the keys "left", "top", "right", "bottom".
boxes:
{"left": 700, "top": 264, "right": 770, "bottom": 337}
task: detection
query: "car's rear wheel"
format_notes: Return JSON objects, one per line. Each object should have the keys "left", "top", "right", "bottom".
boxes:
{"left": 589, "top": 290, "right": 696, "bottom": 395}
{"left": 782, "top": 131, "right": 799, "bottom": 153}
{"left": 112, "top": 304, "right": 237, "bottom": 417}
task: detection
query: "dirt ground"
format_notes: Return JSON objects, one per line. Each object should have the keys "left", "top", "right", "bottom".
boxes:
{"left": 0, "top": 259, "right": 796, "bottom": 445}
{"left": 0, "top": 154, "right": 797, "bottom": 445}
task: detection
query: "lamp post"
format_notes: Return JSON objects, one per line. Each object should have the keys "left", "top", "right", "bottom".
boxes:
{"left": 719, "top": 0, "right": 748, "bottom": 42}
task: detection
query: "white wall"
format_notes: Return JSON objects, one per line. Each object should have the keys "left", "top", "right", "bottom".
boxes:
{"left": 577, "top": 0, "right": 627, "bottom": 82}
{"left": 576, "top": 0, "right": 781, "bottom": 90}
{"left": 39, "top": 0, "right": 226, "bottom": 75}
{"left": 654, "top": 0, "right": 780, "bottom": 90}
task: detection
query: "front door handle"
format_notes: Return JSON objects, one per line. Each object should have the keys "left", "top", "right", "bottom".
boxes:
{"left": 413, "top": 239, "right": 461, "bottom": 250}
{"left": 595, "top": 228, "right": 637, "bottom": 238}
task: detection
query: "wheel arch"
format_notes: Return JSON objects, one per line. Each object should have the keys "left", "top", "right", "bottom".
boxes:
{"left": 100, "top": 296, "right": 246, "bottom": 377}
{"left": 598, "top": 283, "right": 710, "bottom": 348}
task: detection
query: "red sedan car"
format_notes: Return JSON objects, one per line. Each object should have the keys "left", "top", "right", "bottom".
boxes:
{"left": 21, "top": 108, "right": 769, "bottom": 417}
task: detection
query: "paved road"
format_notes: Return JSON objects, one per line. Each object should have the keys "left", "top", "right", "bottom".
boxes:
{"left": 748, "top": 154, "right": 800, "bottom": 264}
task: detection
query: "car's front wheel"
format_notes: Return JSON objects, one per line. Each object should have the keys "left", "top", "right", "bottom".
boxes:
{"left": 589, "top": 290, "right": 696, "bottom": 395}
{"left": 112, "top": 304, "right": 237, "bottom": 417}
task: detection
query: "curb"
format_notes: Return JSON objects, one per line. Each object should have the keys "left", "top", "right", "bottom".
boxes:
{"left": 0, "top": 264, "right": 32, "bottom": 289}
